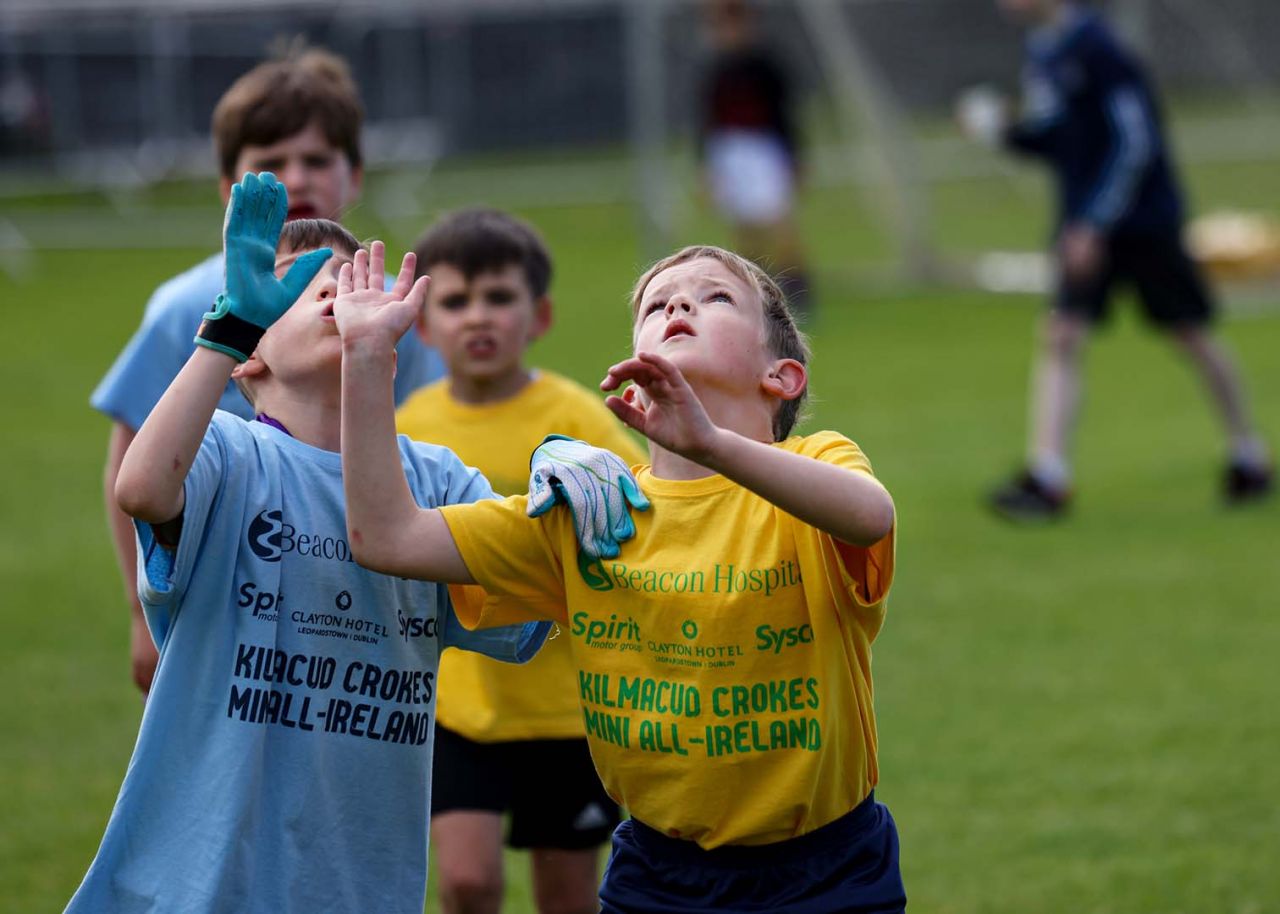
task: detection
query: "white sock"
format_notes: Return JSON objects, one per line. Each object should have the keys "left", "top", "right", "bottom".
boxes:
{"left": 1030, "top": 454, "right": 1071, "bottom": 492}
{"left": 1230, "top": 437, "right": 1270, "bottom": 469}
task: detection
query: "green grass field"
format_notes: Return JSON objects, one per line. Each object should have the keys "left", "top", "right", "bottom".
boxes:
{"left": 2, "top": 143, "right": 1278, "bottom": 913}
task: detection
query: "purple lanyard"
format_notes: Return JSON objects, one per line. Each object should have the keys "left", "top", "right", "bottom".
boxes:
{"left": 254, "top": 413, "right": 292, "bottom": 437}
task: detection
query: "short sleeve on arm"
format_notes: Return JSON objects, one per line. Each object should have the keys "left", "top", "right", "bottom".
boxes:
{"left": 800, "top": 431, "right": 896, "bottom": 608}
{"left": 133, "top": 416, "right": 232, "bottom": 646}
{"left": 441, "top": 605, "right": 552, "bottom": 664}
{"left": 439, "top": 496, "right": 569, "bottom": 628}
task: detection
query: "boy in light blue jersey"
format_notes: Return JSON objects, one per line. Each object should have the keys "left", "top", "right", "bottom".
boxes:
{"left": 65, "top": 174, "right": 632, "bottom": 914}
{"left": 91, "top": 46, "right": 444, "bottom": 696}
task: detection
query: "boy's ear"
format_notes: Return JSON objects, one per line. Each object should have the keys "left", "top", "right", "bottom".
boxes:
{"left": 529, "top": 294, "right": 554, "bottom": 342}
{"left": 230, "top": 348, "right": 270, "bottom": 394}
{"left": 761, "top": 358, "right": 807, "bottom": 402}
{"left": 231, "top": 350, "right": 269, "bottom": 382}
{"left": 218, "top": 175, "right": 234, "bottom": 207}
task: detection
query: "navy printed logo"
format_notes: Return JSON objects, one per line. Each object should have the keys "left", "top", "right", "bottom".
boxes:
{"left": 248, "top": 510, "right": 285, "bottom": 562}
{"left": 397, "top": 608, "right": 439, "bottom": 642}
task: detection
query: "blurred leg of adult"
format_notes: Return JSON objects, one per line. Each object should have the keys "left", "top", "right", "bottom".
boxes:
{"left": 1028, "top": 309, "right": 1090, "bottom": 490}
{"left": 990, "top": 309, "right": 1088, "bottom": 520}
{"left": 1167, "top": 325, "right": 1272, "bottom": 500}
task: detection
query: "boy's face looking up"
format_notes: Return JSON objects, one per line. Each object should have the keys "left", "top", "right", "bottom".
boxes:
{"left": 417, "top": 261, "right": 551, "bottom": 400}
{"left": 221, "top": 121, "right": 362, "bottom": 222}
{"left": 240, "top": 247, "right": 353, "bottom": 386}
{"left": 634, "top": 257, "right": 777, "bottom": 396}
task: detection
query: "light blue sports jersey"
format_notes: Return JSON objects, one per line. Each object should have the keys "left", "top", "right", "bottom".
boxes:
{"left": 91, "top": 252, "right": 444, "bottom": 429}
{"left": 66, "top": 413, "right": 549, "bottom": 914}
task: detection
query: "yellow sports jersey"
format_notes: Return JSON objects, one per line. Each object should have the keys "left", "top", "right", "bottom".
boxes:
{"left": 441, "top": 431, "right": 895, "bottom": 848}
{"left": 396, "top": 371, "right": 644, "bottom": 742}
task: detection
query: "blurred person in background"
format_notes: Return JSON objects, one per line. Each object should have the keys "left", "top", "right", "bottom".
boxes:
{"left": 959, "top": 0, "right": 1272, "bottom": 520}
{"left": 699, "top": 0, "right": 813, "bottom": 316}
{"left": 91, "top": 45, "right": 443, "bottom": 695}
{"left": 397, "top": 207, "right": 644, "bottom": 914}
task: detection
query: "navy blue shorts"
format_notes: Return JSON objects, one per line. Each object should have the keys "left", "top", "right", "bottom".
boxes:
{"left": 1056, "top": 228, "right": 1215, "bottom": 327}
{"left": 598, "top": 792, "right": 905, "bottom": 914}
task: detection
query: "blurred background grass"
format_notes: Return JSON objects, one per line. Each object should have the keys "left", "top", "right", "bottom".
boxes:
{"left": 1, "top": 136, "right": 1278, "bottom": 913}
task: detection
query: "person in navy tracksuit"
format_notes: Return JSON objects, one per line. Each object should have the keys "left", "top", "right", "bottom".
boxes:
{"left": 968, "top": 0, "right": 1271, "bottom": 518}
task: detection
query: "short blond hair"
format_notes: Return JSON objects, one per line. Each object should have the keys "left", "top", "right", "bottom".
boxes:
{"left": 629, "top": 245, "right": 810, "bottom": 440}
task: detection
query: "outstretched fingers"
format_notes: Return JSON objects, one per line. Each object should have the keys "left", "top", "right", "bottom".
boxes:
{"left": 250, "top": 173, "right": 274, "bottom": 236}
{"left": 604, "top": 395, "right": 647, "bottom": 434}
{"left": 367, "top": 241, "right": 386, "bottom": 293}
{"left": 352, "top": 247, "right": 370, "bottom": 292}
{"left": 390, "top": 252, "right": 418, "bottom": 299}
{"left": 602, "top": 357, "right": 660, "bottom": 392}
{"left": 337, "top": 260, "right": 354, "bottom": 297}
{"left": 602, "top": 351, "right": 685, "bottom": 400}
{"left": 224, "top": 182, "right": 244, "bottom": 239}
{"left": 402, "top": 275, "right": 431, "bottom": 311}
{"left": 264, "top": 173, "right": 288, "bottom": 245}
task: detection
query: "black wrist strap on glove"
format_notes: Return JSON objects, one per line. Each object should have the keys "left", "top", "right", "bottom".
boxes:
{"left": 193, "top": 297, "right": 266, "bottom": 363}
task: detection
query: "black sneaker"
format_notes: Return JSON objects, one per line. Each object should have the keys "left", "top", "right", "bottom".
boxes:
{"left": 1225, "top": 461, "right": 1273, "bottom": 504}
{"left": 989, "top": 471, "right": 1070, "bottom": 521}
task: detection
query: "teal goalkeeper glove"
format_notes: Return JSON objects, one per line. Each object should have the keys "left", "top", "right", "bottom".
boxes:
{"left": 194, "top": 171, "right": 332, "bottom": 362}
{"left": 527, "top": 435, "right": 650, "bottom": 560}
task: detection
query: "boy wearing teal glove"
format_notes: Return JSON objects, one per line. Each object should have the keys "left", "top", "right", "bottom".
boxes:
{"left": 65, "top": 175, "right": 635, "bottom": 914}
{"left": 92, "top": 48, "right": 445, "bottom": 697}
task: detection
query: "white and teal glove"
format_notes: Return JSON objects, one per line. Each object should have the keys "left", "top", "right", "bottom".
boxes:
{"left": 194, "top": 171, "right": 332, "bottom": 362}
{"left": 527, "top": 434, "right": 650, "bottom": 560}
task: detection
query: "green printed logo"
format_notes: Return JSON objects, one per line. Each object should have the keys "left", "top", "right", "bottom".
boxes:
{"left": 712, "top": 560, "right": 802, "bottom": 597}
{"left": 572, "top": 611, "right": 642, "bottom": 646}
{"left": 577, "top": 552, "right": 614, "bottom": 591}
{"left": 755, "top": 623, "right": 814, "bottom": 653}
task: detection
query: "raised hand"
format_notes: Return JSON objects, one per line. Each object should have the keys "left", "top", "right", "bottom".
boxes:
{"left": 195, "top": 171, "right": 332, "bottom": 362}
{"left": 601, "top": 351, "right": 719, "bottom": 462}
{"left": 332, "top": 241, "right": 430, "bottom": 353}
{"left": 527, "top": 435, "right": 650, "bottom": 560}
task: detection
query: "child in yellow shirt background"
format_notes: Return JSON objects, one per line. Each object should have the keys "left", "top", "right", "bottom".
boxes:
{"left": 395, "top": 208, "right": 644, "bottom": 914}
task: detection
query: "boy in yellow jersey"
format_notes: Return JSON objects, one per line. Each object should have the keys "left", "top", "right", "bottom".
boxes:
{"left": 338, "top": 244, "right": 904, "bottom": 913}
{"left": 395, "top": 208, "right": 644, "bottom": 914}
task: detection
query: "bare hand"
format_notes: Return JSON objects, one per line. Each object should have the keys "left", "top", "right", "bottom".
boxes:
{"left": 131, "top": 614, "right": 158, "bottom": 696}
{"left": 332, "top": 241, "right": 429, "bottom": 353}
{"left": 1059, "top": 223, "right": 1105, "bottom": 284}
{"left": 601, "top": 351, "right": 720, "bottom": 463}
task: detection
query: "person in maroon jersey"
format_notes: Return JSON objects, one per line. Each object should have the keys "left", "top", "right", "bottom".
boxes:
{"left": 699, "top": 0, "right": 813, "bottom": 315}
